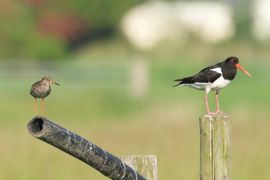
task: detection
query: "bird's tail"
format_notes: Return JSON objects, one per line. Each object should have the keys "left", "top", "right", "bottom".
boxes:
{"left": 173, "top": 78, "right": 184, "bottom": 87}
{"left": 173, "top": 76, "right": 193, "bottom": 87}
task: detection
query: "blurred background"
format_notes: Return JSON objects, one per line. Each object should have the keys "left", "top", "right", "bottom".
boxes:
{"left": 1, "top": 0, "right": 270, "bottom": 179}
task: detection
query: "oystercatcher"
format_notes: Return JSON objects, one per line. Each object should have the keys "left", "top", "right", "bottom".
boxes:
{"left": 174, "top": 56, "right": 252, "bottom": 115}
{"left": 30, "top": 76, "right": 59, "bottom": 115}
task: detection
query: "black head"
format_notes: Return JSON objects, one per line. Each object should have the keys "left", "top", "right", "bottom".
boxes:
{"left": 224, "top": 56, "right": 239, "bottom": 66}
{"left": 222, "top": 56, "right": 252, "bottom": 78}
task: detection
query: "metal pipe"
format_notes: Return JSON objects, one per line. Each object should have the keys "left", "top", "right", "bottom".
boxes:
{"left": 27, "top": 116, "right": 146, "bottom": 180}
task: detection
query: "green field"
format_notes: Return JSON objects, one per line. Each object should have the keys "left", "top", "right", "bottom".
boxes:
{"left": 1, "top": 41, "right": 270, "bottom": 179}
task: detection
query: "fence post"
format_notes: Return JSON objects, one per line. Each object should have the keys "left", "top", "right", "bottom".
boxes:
{"left": 199, "top": 114, "right": 232, "bottom": 180}
{"left": 121, "top": 155, "right": 158, "bottom": 180}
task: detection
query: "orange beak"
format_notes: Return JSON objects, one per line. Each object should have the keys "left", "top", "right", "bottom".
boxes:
{"left": 235, "top": 63, "right": 252, "bottom": 77}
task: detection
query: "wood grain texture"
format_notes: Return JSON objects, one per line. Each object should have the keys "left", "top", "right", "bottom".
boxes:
{"left": 200, "top": 114, "right": 232, "bottom": 180}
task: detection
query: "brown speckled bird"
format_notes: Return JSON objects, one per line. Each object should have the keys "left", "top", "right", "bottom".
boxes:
{"left": 30, "top": 76, "right": 59, "bottom": 115}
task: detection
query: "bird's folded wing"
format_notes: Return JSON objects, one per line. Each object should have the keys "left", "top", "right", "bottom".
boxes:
{"left": 191, "top": 68, "right": 221, "bottom": 83}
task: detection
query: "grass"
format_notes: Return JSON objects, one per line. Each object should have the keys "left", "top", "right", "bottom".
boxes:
{"left": 1, "top": 40, "right": 270, "bottom": 179}
{"left": 1, "top": 115, "right": 270, "bottom": 179}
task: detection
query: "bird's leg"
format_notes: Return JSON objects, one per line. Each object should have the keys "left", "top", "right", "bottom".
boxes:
{"left": 205, "top": 93, "right": 211, "bottom": 114}
{"left": 41, "top": 98, "right": 45, "bottom": 116}
{"left": 205, "top": 92, "right": 216, "bottom": 115}
{"left": 215, "top": 90, "right": 221, "bottom": 113}
{"left": 215, "top": 90, "right": 224, "bottom": 114}
{"left": 34, "top": 98, "right": 37, "bottom": 115}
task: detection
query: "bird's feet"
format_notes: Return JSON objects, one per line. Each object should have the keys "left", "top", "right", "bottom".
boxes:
{"left": 216, "top": 111, "right": 224, "bottom": 115}
{"left": 207, "top": 112, "right": 217, "bottom": 116}
{"left": 206, "top": 111, "right": 224, "bottom": 116}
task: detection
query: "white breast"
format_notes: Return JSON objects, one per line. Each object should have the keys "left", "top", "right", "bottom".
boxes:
{"left": 208, "top": 67, "right": 230, "bottom": 90}
{"left": 210, "top": 75, "right": 231, "bottom": 90}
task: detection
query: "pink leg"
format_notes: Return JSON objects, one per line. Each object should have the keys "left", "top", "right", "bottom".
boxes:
{"left": 215, "top": 93, "right": 220, "bottom": 112}
{"left": 205, "top": 93, "right": 216, "bottom": 115}
{"left": 215, "top": 91, "right": 223, "bottom": 114}
{"left": 205, "top": 94, "right": 210, "bottom": 114}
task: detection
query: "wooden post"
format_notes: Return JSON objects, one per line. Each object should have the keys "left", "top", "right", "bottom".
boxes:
{"left": 121, "top": 155, "right": 158, "bottom": 180}
{"left": 199, "top": 114, "right": 232, "bottom": 180}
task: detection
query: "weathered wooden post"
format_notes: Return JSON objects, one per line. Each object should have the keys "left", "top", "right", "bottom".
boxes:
{"left": 199, "top": 114, "right": 232, "bottom": 180}
{"left": 121, "top": 155, "right": 158, "bottom": 180}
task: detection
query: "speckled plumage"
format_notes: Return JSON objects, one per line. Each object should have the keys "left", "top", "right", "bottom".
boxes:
{"left": 30, "top": 76, "right": 59, "bottom": 115}
{"left": 30, "top": 80, "right": 51, "bottom": 98}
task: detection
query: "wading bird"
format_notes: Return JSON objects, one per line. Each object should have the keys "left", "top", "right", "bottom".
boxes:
{"left": 174, "top": 56, "right": 252, "bottom": 115}
{"left": 30, "top": 76, "right": 59, "bottom": 115}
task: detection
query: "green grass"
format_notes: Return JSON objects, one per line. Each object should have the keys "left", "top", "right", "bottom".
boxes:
{"left": 1, "top": 40, "right": 270, "bottom": 179}
{"left": 1, "top": 116, "right": 270, "bottom": 179}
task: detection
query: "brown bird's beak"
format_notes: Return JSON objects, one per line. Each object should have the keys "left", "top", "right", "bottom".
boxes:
{"left": 235, "top": 63, "right": 252, "bottom": 77}
{"left": 53, "top": 81, "right": 60, "bottom": 86}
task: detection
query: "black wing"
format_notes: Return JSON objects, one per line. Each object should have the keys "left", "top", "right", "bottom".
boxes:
{"left": 174, "top": 65, "right": 221, "bottom": 87}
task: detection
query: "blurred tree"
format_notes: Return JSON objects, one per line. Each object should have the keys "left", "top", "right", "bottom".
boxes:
{"left": 230, "top": 0, "right": 253, "bottom": 39}
{"left": 45, "top": 0, "right": 144, "bottom": 29}
{"left": 0, "top": 0, "right": 145, "bottom": 59}
{"left": 0, "top": 0, "right": 67, "bottom": 59}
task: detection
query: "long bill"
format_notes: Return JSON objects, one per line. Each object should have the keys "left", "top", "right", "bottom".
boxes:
{"left": 235, "top": 63, "right": 252, "bottom": 77}
{"left": 53, "top": 81, "right": 60, "bottom": 86}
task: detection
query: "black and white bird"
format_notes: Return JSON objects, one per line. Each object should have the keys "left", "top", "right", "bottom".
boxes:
{"left": 174, "top": 56, "right": 252, "bottom": 115}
